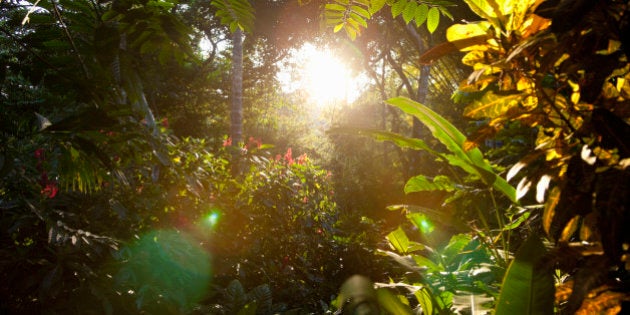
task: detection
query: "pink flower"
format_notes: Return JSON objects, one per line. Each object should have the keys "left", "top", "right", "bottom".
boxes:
{"left": 223, "top": 137, "right": 232, "bottom": 147}
{"left": 284, "top": 148, "right": 294, "bottom": 165}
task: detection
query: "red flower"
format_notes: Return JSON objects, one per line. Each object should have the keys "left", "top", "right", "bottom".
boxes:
{"left": 34, "top": 148, "right": 44, "bottom": 159}
{"left": 284, "top": 148, "right": 294, "bottom": 165}
{"left": 223, "top": 137, "right": 232, "bottom": 147}
{"left": 41, "top": 182, "right": 58, "bottom": 198}
{"left": 161, "top": 117, "right": 169, "bottom": 128}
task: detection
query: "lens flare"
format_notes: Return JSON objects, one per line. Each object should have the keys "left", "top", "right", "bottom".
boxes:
{"left": 116, "top": 229, "right": 212, "bottom": 311}
{"left": 207, "top": 212, "right": 220, "bottom": 227}
{"left": 409, "top": 213, "right": 434, "bottom": 234}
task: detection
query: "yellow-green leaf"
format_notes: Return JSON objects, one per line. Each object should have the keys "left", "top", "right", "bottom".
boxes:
{"left": 463, "top": 91, "right": 522, "bottom": 119}
{"left": 402, "top": 1, "right": 417, "bottom": 24}
{"left": 427, "top": 7, "right": 439, "bottom": 33}
{"left": 369, "top": 0, "right": 386, "bottom": 14}
{"left": 414, "top": 4, "right": 428, "bottom": 27}
{"left": 387, "top": 226, "right": 410, "bottom": 254}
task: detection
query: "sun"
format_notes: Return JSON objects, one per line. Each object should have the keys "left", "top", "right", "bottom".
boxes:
{"left": 302, "top": 47, "right": 351, "bottom": 105}
{"left": 278, "top": 43, "right": 365, "bottom": 107}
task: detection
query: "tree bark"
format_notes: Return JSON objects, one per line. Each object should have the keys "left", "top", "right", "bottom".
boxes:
{"left": 230, "top": 29, "right": 244, "bottom": 174}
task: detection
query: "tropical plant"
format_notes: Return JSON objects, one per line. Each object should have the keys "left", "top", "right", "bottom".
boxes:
{"left": 332, "top": 0, "right": 630, "bottom": 311}
{"left": 420, "top": 0, "right": 630, "bottom": 312}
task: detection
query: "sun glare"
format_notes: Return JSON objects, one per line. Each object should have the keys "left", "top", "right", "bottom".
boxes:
{"left": 278, "top": 43, "right": 366, "bottom": 107}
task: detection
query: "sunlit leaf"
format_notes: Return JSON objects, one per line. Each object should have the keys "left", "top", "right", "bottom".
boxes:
{"left": 414, "top": 4, "right": 428, "bottom": 27}
{"left": 414, "top": 287, "right": 434, "bottom": 315}
{"left": 405, "top": 174, "right": 456, "bottom": 193}
{"left": 446, "top": 22, "right": 492, "bottom": 51}
{"left": 386, "top": 97, "right": 517, "bottom": 202}
{"left": 369, "top": 0, "right": 386, "bottom": 14}
{"left": 377, "top": 288, "right": 414, "bottom": 315}
{"left": 350, "top": 5, "right": 371, "bottom": 18}
{"left": 419, "top": 35, "right": 490, "bottom": 64}
{"left": 559, "top": 215, "right": 580, "bottom": 242}
{"left": 427, "top": 7, "right": 440, "bottom": 33}
{"left": 463, "top": 91, "right": 522, "bottom": 119}
{"left": 387, "top": 226, "right": 410, "bottom": 254}
{"left": 402, "top": 1, "right": 417, "bottom": 24}
{"left": 391, "top": 0, "right": 407, "bottom": 18}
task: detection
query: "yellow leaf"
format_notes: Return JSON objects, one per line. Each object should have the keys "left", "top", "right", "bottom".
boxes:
{"left": 446, "top": 22, "right": 492, "bottom": 51}
{"left": 559, "top": 215, "right": 580, "bottom": 242}
{"left": 463, "top": 91, "right": 522, "bottom": 119}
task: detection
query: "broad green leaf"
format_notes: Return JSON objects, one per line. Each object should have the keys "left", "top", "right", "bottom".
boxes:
{"left": 377, "top": 288, "right": 414, "bottom": 315}
{"left": 402, "top": 1, "right": 417, "bottom": 24}
{"left": 414, "top": 287, "right": 434, "bottom": 315}
{"left": 387, "top": 226, "right": 410, "bottom": 254}
{"left": 463, "top": 91, "right": 522, "bottom": 119}
{"left": 495, "top": 235, "right": 554, "bottom": 315}
{"left": 405, "top": 174, "right": 456, "bottom": 193}
{"left": 349, "top": 12, "right": 369, "bottom": 28}
{"left": 414, "top": 4, "right": 428, "bottom": 27}
{"left": 391, "top": 0, "right": 407, "bottom": 18}
{"left": 412, "top": 254, "right": 440, "bottom": 271}
{"left": 350, "top": 5, "right": 371, "bottom": 18}
{"left": 369, "top": 0, "right": 387, "bottom": 14}
{"left": 427, "top": 7, "right": 439, "bottom": 33}
{"left": 386, "top": 97, "right": 517, "bottom": 202}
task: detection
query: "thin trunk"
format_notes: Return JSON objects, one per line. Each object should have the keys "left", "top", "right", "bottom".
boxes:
{"left": 230, "top": 29, "right": 243, "bottom": 174}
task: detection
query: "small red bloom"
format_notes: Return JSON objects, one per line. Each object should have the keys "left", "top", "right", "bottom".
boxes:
{"left": 284, "top": 148, "right": 294, "bottom": 165}
{"left": 34, "top": 148, "right": 44, "bottom": 159}
{"left": 161, "top": 117, "right": 169, "bottom": 128}
{"left": 223, "top": 137, "right": 232, "bottom": 147}
{"left": 41, "top": 182, "right": 58, "bottom": 198}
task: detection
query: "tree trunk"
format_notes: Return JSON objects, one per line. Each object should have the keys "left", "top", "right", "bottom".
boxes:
{"left": 230, "top": 29, "right": 243, "bottom": 174}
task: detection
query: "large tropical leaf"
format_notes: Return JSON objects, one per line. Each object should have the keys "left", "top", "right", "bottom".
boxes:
{"left": 386, "top": 97, "right": 517, "bottom": 202}
{"left": 495, "top": 235, "right": 554, "bottom": 315}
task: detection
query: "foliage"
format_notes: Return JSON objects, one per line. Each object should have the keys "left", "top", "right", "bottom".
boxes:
{"left": 211, "top": 0, "right": 255, "bottom": 33}
{"left": 1, "top": 1, "right": 389, "bottom": 313}
{"left": 495, "top": 235, "right": 554, "bottom": 315}
{"left": 419, "top": 0, "right": 630, "bottom": 312}
{"left": 324, "top": 0, "right": 454, "bottom": 40}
